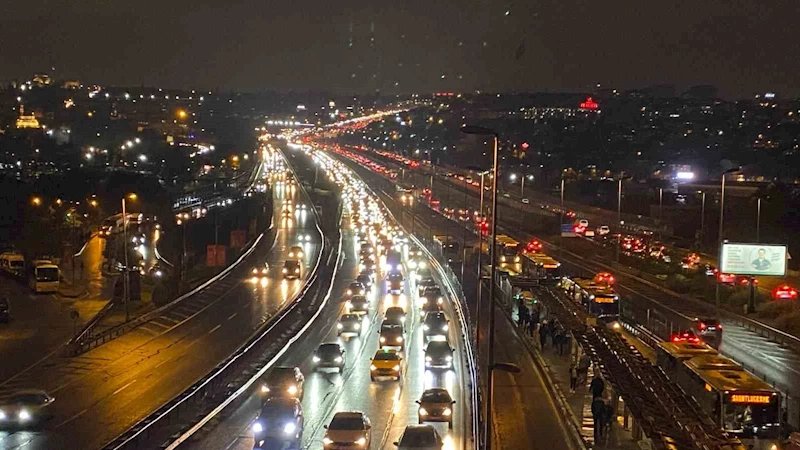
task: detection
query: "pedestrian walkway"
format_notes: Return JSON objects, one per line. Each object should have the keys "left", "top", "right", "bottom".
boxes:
{"left": 511, "top": 302, "right": 642, "bottom": 449}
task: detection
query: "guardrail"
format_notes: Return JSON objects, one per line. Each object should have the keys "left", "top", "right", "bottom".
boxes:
{"left": 104, "top": 147, "right": 330, "bottom": 450}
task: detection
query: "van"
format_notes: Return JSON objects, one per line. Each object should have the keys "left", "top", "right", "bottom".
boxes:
{"left": 0, "top": 252, "right": 25, "bottom": 276}
{"left": 28, "top": 260, "right": 60, "bottom": 294}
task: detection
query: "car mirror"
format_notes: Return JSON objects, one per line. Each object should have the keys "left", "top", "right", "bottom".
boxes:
{"left": 366, "top": 424, "right": 372, "bottom": 429}
{"left": 323, "top": 425, "right": 328, "bottom": 429}
{"left": 415, "top": 400, "right": 421, "bottom": 404}
{"left": 393, "top": 442, "right": 399, "bottom": 447}
{"left": 452, "top": 400, "right": 456, "bottom": 404}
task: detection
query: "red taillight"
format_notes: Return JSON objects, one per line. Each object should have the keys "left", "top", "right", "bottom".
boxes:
{"left": 698, "top": 322, "right": 706, "bottom": 330}
{"left": 672, "top": 336, "right": 680, "bottom": 342}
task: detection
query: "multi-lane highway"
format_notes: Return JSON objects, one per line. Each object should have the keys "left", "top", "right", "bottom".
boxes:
{"left": 185, "top": 144, "right": 479, "bottom": 450}
{"left": 0, "top": 149, "right": 323, "bottom": 449}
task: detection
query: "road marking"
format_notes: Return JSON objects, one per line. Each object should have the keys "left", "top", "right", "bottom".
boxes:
{"left": 54, "top": 407, "right": 89, "bottom": 429}
{"left": 112, "top": 379, "right": 137, "bottom": 396}
{"left": 228, "top": 312, "right": 238, "bottom": 320}
{"left": 208, "top": 324, "right": 222, "bottom": 335}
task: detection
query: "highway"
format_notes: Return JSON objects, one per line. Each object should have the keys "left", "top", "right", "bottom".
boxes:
{"left": 334, "top": 143, "right": 800, "bottom": 429}
{"left": 0, "top": 151, "right": 323, "bottom": 449}
{"left": 188, "top": 145, "right": 479, "bottom": 450}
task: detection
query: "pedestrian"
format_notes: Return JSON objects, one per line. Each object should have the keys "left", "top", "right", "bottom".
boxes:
{"left": 539, "top": 319, "right": 548, "bottom": 348}
{"left": 603, "top": 399, "right": 615, "bottom": 439}
{"left": 556, "top": 327, "right": 567, "bottom": 356}
{"left": 518, "top": 304, "right": 529, "bottom": 328}
{"left": 590, "top": 374, "right": 605, "bottom": 399}
{"left": 591, "top": 395, "right": 606, "bottom": 442}
{"left": 577, "top": 353, "right": 591, "bottom": 385}
{"left": 569, "top": 362, "right": 578, "bottom": 393}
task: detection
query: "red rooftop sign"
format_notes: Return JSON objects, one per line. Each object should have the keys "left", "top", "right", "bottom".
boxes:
{"left": 580, "top": 97, "right": 599, "bottom": 110}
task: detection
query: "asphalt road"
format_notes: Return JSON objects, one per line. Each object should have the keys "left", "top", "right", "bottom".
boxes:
{"left": 319, "top": 147, "right": 575, "bottom": 450}
{"left": 191, "top": 145, "right": 474, "bottom": 450}
{"left": 0, "top": 159, "right": 322, "bottom": 449}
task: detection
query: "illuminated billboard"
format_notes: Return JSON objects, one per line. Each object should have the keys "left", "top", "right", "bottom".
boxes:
{"left": 720, "top": 243, "right": 787, "bottom": 277}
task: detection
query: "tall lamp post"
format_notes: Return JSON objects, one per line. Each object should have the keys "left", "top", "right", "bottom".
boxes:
{"left": 122, "top": 193, "right": 137, "bottom": 322}
{"left": 698, "top": 190, "right": 706, "bottom": 246}
{"left": 716, "top": 167, "right": 741, "bottom": 311}
{"left": 474, "top": 169, "right": 490, "bottom": 352}
{"left": 615, "top": 177, "right": 631, "bottom": 262}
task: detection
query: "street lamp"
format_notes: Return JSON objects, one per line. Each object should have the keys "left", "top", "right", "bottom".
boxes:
{"left": 461, "top": 125, "right": 500, "bottom": 450}
{"left": 32, "top": 196, "right": 42, "bottom": 206}
{"left": 716, "top": 167, "right": 741, "bottom": 311}
{"left": 122, "top": 193, "right": 138, "bottom": 322}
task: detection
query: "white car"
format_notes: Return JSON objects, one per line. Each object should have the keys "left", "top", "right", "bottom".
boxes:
{"left": 578, "top": 219, "right": 589, "bottom": 228}
{"left": 521, "top": 198, "right": 530, "bottom": 204}
{"left": 0, "top": 389, "right": 55, "bottom": 426}
{"left": 598, "top": 225, "right": 610, "bottom": 235}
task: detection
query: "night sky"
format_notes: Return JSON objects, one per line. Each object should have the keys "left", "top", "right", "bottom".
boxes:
{"left": 2, "top": 0, "right": 797, "bottom": 98}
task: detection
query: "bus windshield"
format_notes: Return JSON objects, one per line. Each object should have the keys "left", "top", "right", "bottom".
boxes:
{"left": 592, "top": 297, "right": 618, "bottom": 317}
{"left": 36, "top": 267, "right": 59, "bottom": 282}
{"left": 722, "top": 402, "right": 779, "bottom": 431}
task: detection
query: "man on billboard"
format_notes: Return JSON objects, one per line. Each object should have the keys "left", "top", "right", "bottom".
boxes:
{"left": 751, "top": 248, "right": 772, "bottom": 271}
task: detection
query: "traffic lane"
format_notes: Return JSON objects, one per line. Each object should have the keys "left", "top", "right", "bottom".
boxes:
{"left": 187, "top": 230, "right": 360, "bottom": 450}
{"left": 0, "top": 213, "right": 321, "bottom": 449}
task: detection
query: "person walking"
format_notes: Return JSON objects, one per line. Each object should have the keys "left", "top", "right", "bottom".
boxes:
{"left": 603, "top": 398, "right": 615, "bottom": 443}
{"left": 569, "top": 362, "right": 578, "bottom": 393}
{"left": 577, "top": 353, "right": 591, "bottom": 385}
{"left": 528, "top": 306, "right": 539, "bottom": 337}
{"left": 591, "top": 395, "right": 606, "bottom": 443}
{"left": 518, "top": 304, "right": 530, "bottom": 329}
{"left": 555, "top": 326, "right": 567, "bottom": 355}
{"left": 590, "top": 374, "right": 605, "bottom": 399}
{"left": 539, "top": 319, "right": 549, "bottom": 349}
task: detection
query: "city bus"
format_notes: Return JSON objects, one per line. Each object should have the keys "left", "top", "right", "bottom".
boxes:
{"left": 521, "top": 252, "right": 561, "bottom": 283}
{"left": 28, "top": 260, "right": 60, "bottom": 294}
{"left": 656, "top": 342, "right": 781, "bottom": 445}
{"left": 495, "top": 235, "right": 521, "bottom": 270}
{"left": 0, "top": 252, "right": 25, "bottom": 277}
{"left": 559, "top": 277, "right": 619, "bottom": 323}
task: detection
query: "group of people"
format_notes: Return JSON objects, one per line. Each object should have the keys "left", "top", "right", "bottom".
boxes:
{"left": 589, "top": 374, "right": 615, "bottom": 444}
{"left": 516, "top": 298, "right": 569, "bottom": 355}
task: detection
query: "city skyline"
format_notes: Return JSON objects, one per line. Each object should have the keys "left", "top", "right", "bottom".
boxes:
{"left": 1, "top": 0, "right": 798, "bottom": 98}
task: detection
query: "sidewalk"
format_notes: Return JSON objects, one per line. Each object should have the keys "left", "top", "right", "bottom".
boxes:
{"left": 511, "top": 302, "right": 642, "bottom": 450}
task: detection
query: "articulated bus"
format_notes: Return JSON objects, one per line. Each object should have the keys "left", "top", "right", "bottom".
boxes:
{"left": 559, "top": 277, "right": 619, "bottom": 323}
{"left": 656, "top": 341, "right": 780, "bottom": 448}
{"left": 521, "top": 252, "right": 561, "bottom": 284}
{"left": 495, "top": 235, "right": 521, "bottom": 270}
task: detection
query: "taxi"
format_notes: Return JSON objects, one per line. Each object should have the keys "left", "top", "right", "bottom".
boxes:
{"left": 370, "top": 349, "right": 403, "bottom": 381}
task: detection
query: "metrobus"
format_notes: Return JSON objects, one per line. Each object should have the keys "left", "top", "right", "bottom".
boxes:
{"left": 28, "top": 260, "right": 60, "bottom": 294}
{"left": 656, "top": 341, "right": 780, "bottom": 446}
{"left": 521, "top": 252, "right": 561, "bottom": 283}
{"left": 559, "top": 277, "right": 619, "bottom": 322}
{"left": 495, "top": 235, "right": 521, "bottom": 270}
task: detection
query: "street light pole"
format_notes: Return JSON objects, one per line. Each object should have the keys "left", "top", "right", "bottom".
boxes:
{"left": 716, "top": 168, "right": 739, "bottom": 311}
{"left": 122, "top": 197, "right": 130, "bottom": 322}
{"left": 658, "top": 187, "right": 663, "bottom": 221}
{"left": 699, "top": 191, "right": 706, "bottom": 246}
{"left": 520, "top": 175, "right": 525, "bottom": 198}
{"left": 756, "top": 197, "right": 762, "bottom": 243}
{"left": 476, "top": 172, "right": 486, "bottom": 353}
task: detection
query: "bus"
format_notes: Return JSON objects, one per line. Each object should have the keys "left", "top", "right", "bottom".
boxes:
{"left": 28, "top": 260, "right": 60, "bottom": 294}
{"left": 559, "top": 277, "right": 619, "bottom": 323}
{"left": 521, "top": 252, "right": 561, "bottom": 283}
{"left": 0, "top": 252, "right": 25, "bottom": 277}
{"left": 433, "top": 236, "right": 461, "bottom": 264}
{"left": 656, "top": 341, "right": 780, "bottom": 446}
{"left": 495, "top": 235, "right": 521, "bottom": 269}
{"left": 100, "top": 213, "right": 143, "bottom": 236}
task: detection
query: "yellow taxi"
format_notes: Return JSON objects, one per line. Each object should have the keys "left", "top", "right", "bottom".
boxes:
{"left": 369, "top": 349, "right": 402, "bottom": 381}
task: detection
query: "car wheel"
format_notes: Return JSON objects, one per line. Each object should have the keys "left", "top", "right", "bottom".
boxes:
{"left": 370, "top": 375, "right": 375, "bottom": 382}
{"left": 449, "top": 420, "right": 453, "bottom": 429}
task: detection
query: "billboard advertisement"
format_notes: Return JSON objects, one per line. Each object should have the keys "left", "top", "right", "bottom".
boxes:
{"left": 720, "top": 243, "right": 787, "bottom": 277}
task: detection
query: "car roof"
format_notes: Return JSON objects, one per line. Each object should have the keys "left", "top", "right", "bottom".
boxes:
{"left": 341, "top": 313, "right": 359, "bottom": 320}
{"left": 332, "top": 411, "right": 365, "bottom": 419}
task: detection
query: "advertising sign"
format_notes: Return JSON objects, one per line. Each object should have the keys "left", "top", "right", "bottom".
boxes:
{"left": 720, "top": 243, "right": 787, "bottom": 277}
{"left": 230, "top": 230, "right": 247, "bottom": 249}
{"left": 206, "top": 245, "right": 227, "bottom": 267}
{"left": 561, "top": 224, "right": 576, "bottom": 237}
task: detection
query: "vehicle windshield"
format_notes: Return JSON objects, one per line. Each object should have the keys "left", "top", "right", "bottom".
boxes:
{"left": 400, "top": 430, "right": 437, "bottom": 446}
{"left": 329, "top": 416, "right": 364, "bottom": 430}
{"left": 36, "top": 267, "right": 59, "bottom": 282}
{"left": 373, "top": 352, "right": 399, "bottom": 361}
{"left": 267, "top": 370, "right": 295, "bottom": 384}
{"left": 260, "top": 405, "right": 295, "bottom": 420}
{"left": 426, "top": 342, "right": 450, "bottom": 355}
{"left": 10, "top": 261, "right": 23, "bottom": 269}
{"left": 341, "top": 314, "right": 359, "bottom": 322}
{"left": 317, "top": 345, "right": 341, "bottom": 356}
{"left": 722, "top": 402, "right": 779, "bottom": 431}
{"left": 10, "top": 393, "right": 48, "bottom": 404}
{"left": 421, "top": 390, "right": 452, "bottom": 403}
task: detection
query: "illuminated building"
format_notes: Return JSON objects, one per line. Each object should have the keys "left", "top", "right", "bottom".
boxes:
{"left": 15, "top": 105, "right": 41, "bottom": 129}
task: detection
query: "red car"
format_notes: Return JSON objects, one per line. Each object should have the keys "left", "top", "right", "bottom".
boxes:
{"left": 524, "top": 240, "right": 543, "bottom": 253}
{"left": 773, "top": 285, "right": 798, "bottom": 300}
{"left": 594, "top": 272, "right": 615, "bottom": 286}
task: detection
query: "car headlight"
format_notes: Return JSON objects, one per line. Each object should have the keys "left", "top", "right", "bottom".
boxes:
{"left": 446, "top": 355, "right": 453, "bottom": 361}
{"left": 334, "top": 356, "right": 343, "bottom": 363}
{"left": 323, "top": 437, "right": 333, "bottom": 445}
{"left": 261, "top": 385, "right": 270, "bottom": 393}
{"left": 380, "top": 337, "right": 386, "bottom": 343}
{"left": 347, "top": 289, "right": 352, "bottom": 296}
{"left": 501, "top": 256, "right": 506, "bottom": 262}
{"left": 423, "top": 325, "right": 429, "bottom": 331}
{"left": 252, "top": 421, "right": 264, "bottom": 433}
{"left": 287, "top": 385, "right": 298, "bottom": 395}
{"left": 250, "top": 276, "right": 259, "bottom": 284}
{"left": 346, "top": 301, "right": 353, "bottom": 308}
{"left": 0, "top": 410, "right": 5, "bottom": 420}
{"left": 419, "top": 262, "right": 426, "bottom": 269}
{"left": 282, "top": 268, "right": 287, "bottom": 273}
{"left": 337, "top": 323, "right": 343, "bottom": 329}
{"left": 313, "top": 356, "right": 321, "bottom": 363}
{"left": 18, "top": 409, "right": 30, "bottom": 422}
{"left": 419, "top": 407, "right": 428, "bottom": 415}
{"left": 354, "top": 323, "right": 361, "bottom": 330}
{"left": 283, "top": 422, "right": 296, "bottom": 434}
{"left": 356, "top": 437, "right": 367, "bottom": 446}
{"left": 295, "top": 268, "right": 300, "bottom": 273}
{"left": 437, "top": 297, "right": 444, "bottom": 304}
{"left": 392, "top": 364, "right": 400, "bottom": 371}
{"left": 298, "top": 252, "right": 303, "bottom": 257}
{"left": 396, "top": 336, "right": 403, "bottom": 343}
{"left": 442, "top": 324, "right": 449, "bottom": 332}
{"left": 443, "top": 408, "right": 452, "bottom": 416}
{"left": 370, "top": 364, "right": 377, "bottom": 371}
{"left": 252, "top": 268, "right": 258, "bottom": 274}
{"left": 425, "top": 356, "right": 432, "bottom": 361}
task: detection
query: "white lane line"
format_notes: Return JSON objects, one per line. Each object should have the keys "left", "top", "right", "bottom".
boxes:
{"left": 54, "top": 408, "right": 89, "bottom": 429}
{"left": 112, "top": 379, "right": 137, "bottom": 396}
{"left": 228, "top": 312, "right": 238, "bottom": 320}
{"left": 208, "top": 324, "right": 223, "bottom": 335}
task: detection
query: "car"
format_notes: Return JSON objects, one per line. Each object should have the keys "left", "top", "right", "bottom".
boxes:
{"left": 578, "top": 219, "right": 589, "bottom": 228}
{"left": 313, "top": 343, "right": 345, "bottom": 373}
{"left": 521, "top": 198, "right": 530, "bottom": 204}
{"left": 370, "top": 349, "right": 403, "bottom": 381}
{"left": 259, "top": 366, "right": 305, "bottom": 401}
{"left": 281, "top": 207, "right": 292, "bottom": 218}
{"left": 356, "top": 274, "right": 373, "bottom": 290}
{"left": 359, "top": 243, "right": 374, "bottom": 256}
{"left": 386, "top": 277, "right": 403, "bottom": 295}
{"left": 323, "top": 412, "right": 372, "bottom": 449}
{"left": 250, "top": 263, "right": 270, "bottom": 284}
{"left": 394, "top": 425, "right": 444, "bottom": 450}
{"left": 0, "top": 297, "right": 11, "bottom": 323}
{"left": 251, "top": 397, "right": 304, "bottom": 450}
{"left": 287, "top": 245, "right": 304, "bottom": 260}
{"left": 0, "top": 389, "right": 55, "bottom": 426}
{"left": 422, "top": 312, "right": 449, "bottom": 340}
{"left": 597, "top": 225, "right": 610, "bottom": 235}
{"left": 502, "top": 193, "right": 511, "bottom": 198}
{"left": 359, "top": 258, "right": 377, "bottom": 274}
{"left": 416, "top": 267, "right": 433, "bottom": 280}
{"left": 345, "top": 281, "right": 366, "bottom": 298}
{"left": 282, "top": 260, "right": 301, "bottom": 279}
{"left": 420, "top": 300, "right": 443, "bottom": 322}
{"left": 337, "top": 314, "right": 362, "bottom": 337}
{"left": 417, "top": 278, "right": 437, "bottom": 296}
{"left": 417, "top": 388, "right": 455, "bottom": 428}
{"left": 297, "top": 233, "right": 312, "bottom": 243}
{"left": 773, "top": 285, "right": 798, "bottom": 300}
{"left": 424, "top": 340, "right": 454, "bottom": 370}
{"left": 379, "top": 326, "right": 405, "bottom": 350}
{"left": 384, "top": 306, "right": 406, "bottom": 325}
{"left": 346, "top": 295, "right": 369, "bottom": 315}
